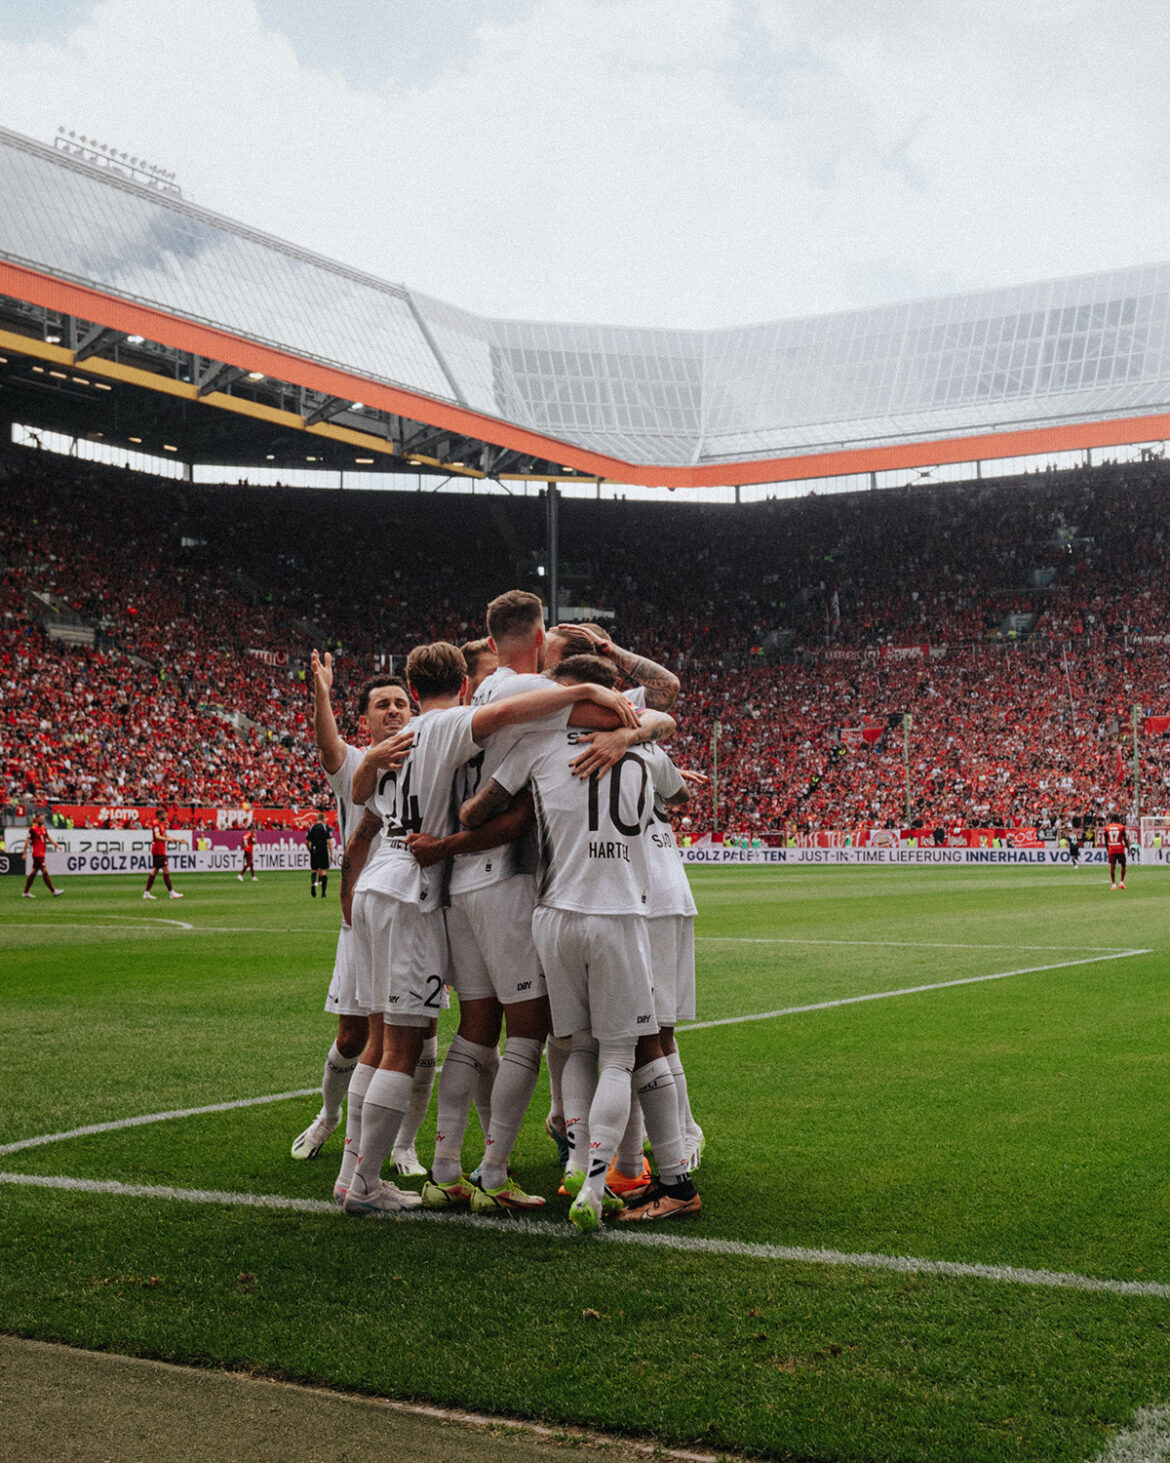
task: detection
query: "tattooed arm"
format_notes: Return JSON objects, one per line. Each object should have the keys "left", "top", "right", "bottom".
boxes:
{"left": 550, "top": 623, "right": 679, "bottom": 710}
{"left": 340, "top": 808, "right": 381, "bottom": 926}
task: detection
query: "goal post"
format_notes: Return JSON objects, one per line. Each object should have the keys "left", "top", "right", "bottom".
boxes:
{"left": 1139, "top": 815, "right": 1170, "bottom": 851}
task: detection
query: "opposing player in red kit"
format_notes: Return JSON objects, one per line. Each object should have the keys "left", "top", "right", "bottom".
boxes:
{"left": 238, "top": 827, "right": 257, "bottom": 882}
{"left": 21, "top": 814, "right": 63, "bottom": 898}
{"left": 1105, "top": 815, "right": 1129, "bottom": 890}
{"left": 143, "top": 810, "right": 184, "bottom": 900}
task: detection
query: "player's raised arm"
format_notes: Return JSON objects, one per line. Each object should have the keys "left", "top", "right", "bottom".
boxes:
{"left": 550, "top": 623, "right": 679, "bottom": 711}
{"left": 311, "top": 649, "right": 347, "bottom": 776}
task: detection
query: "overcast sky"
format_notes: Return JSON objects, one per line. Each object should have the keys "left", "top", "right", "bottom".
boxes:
{"left": 1, "top": 0, "right": 1167, "bottom": 332}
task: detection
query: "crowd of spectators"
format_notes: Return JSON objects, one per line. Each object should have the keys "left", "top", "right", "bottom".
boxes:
{"left": 3, "top": 442, "right": 1169, "bottom": 834}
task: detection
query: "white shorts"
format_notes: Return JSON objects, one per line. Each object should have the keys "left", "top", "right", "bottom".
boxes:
{"left": 351, "top": 887, "right": 449, "bottom": 1027}
{"left": 447, "top": 877, "right": 547, "bottom": 1006}
{"left": 324, "top": 922, "right": 370, "bottom": 1018}
{"left": 532, "top": 906, "right": 656, "bottom": 1043}
{"left": 648, "top": 914, "right": 696, "bottom": 1026}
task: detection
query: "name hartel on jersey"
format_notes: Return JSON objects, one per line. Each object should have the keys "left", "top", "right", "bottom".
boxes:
{"left": 588, "top": 839, "right": 630, "bottom": 862}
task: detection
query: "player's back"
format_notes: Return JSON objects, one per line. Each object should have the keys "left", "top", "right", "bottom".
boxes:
{"left": 494, "top": 723, "right": 656, "bottom": 915}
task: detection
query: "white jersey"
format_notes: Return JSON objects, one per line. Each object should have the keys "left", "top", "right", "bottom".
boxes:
{"left": 448, "top": 666, "right": 550, "bottom": 896}
{"left": 642, "top": 746, "right": 698, "bottom": 919}
{"left": 358, "top": 706, "right": 479, "bottom": 911}
{"left": 491, "top": 716, "right": 657, "bottom": 915}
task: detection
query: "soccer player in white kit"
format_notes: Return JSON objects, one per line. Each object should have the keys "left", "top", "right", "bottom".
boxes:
{"left": 461, "top": 654, "right": 701, "bottom": 1231}
{"left": 339, "top": 641, "right": 638, "bottom": 1216}
{"left": 417, "top": 592, "right": 674, "bottom": 1214}
{"left": 290, "top": 653, "right": 414, "bottom": 1172}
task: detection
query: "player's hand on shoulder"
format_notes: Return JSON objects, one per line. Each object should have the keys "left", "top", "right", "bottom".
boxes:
{"left": 366, "top": 728, "right": 414, "bottom": 768}
{"left": 583, "top": 685, "right": 640, "bottom": 727}
{"left": 569, "top": 728, "right": 634, "bottom": 778}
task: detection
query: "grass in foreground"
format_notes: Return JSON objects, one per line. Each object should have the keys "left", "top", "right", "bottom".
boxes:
{"left": 2, "top": 866, "right": 1169, "bottom": 1462}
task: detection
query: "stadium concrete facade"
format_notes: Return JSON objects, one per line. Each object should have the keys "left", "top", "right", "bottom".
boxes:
{"left": 2, "top": 122, "right": 1170, "bottom": 487}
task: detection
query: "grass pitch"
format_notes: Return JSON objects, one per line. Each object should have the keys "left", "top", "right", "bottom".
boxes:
{"left": 2, "top": 864, "right": 1169, "bottom": 1462}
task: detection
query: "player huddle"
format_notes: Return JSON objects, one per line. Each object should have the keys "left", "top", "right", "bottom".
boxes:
{"left": 291, "top": 590, "right": 705, "bottom": 1230}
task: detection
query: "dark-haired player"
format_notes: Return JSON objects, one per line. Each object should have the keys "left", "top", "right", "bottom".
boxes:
{"left": 21, "top": 814, "right": 63, "bottom": 898}
{"left": 1104, "top": 814, "right": 1128, "bottom": 890}
{"left": 291, "top": 652, "right": 414, "bottom": 1176}
{"left": 237, "top": 826, "right": 257, "bottom": 882}
{"left": 142, "top": 810, "right": 184, "bottom": 900}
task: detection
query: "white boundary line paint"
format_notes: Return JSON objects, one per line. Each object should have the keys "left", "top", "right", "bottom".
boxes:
{"left": 0, "top": 1089, "right": 319, "bottom": 1157}
{"left": 1093, "top": 1407, "right": 1170, "bottom": 1462}
{"left": 4, "top": 1170, "right": 1170, "bottom": 1304}
{"left": 101, "top": 915, "right": 195, "bottom": 930}
{"left": 676, "top": 949, "right": 1149, "bottom": 1033}
{"left": 698, "top": 936, "right": 1137, "bottom": 952}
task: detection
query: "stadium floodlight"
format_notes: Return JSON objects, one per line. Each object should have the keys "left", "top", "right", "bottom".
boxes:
{"left": 246, "top": 371, "right": 265, "bottom": 381}
{"left": 126, "top": 335, "right": 145, "bottom": 345}
{"left": 129, "top": 436, "right": 142, "bottom": 443}
{"left": 163, "top": 444, "right": 178, "bottom": 452}
{"left": 351, "top": 401, "right": 363, "bottom": 410}
{"left": 265, "top": 454, "right": 275, "bottom": 460}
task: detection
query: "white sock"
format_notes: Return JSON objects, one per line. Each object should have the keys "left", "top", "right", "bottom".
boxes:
{"left": 350, "top": 1067, "right": 413, "bottom": 1196}
{"left": 634, "top": 1057, "right": 684, "bottom": 1180}
{"left": 479, "top": 1036, "right": 543, "bottom": 1189}
{"left": 394, "top": 1036, "right": 437, "bottom": 1154}
{"left": 432, "top": 1035, "right": 495, "bottom": 1184}
{"left": 562, "top": 1035, "right": 599, "bottom": 1175}
{"left": 665, "top": 1050, "right": 697, "bottom": 1139}
{"left": 322, "top": 1041, "right": 360, "bottom": 1126}
{"left": 582, "top": 1042, "right": 635, "bottom": 1200}
{"left": 614, "top": 1091, "right": 646, "bottom": 1178}
{"left": 337, "top": 1061, "right": 375, "bottom": 1189}
{"left": 546, "top": 1033, "right": 571, "bottom": 1127}
{"left": 474, "top": 1045, "right": 500, "bottom": 1142}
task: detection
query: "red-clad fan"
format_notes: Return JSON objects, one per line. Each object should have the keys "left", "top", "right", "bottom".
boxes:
{"left": 143, "top": 808, "right": 184, "bottom": 900}
{"left": 21, "top": 814, "right": 63, "bottom": 898}
{"left": 238, "top": 826, "right": 257, "bottom": 883}
{"left": 1105, "top": 815, "right": 1129, "bottom": 890}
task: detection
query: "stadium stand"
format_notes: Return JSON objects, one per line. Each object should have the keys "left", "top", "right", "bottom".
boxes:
{"left": 4, "top": 441, "right": 1170, "bottom": 834}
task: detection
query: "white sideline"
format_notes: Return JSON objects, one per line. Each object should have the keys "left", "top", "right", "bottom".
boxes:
{"left": 1094, "top": 1408, "right": 1170, "bottom": 1462}
{"left": 677, "top": 948, "right": 1149, "bottom": 1032}
{"left": 4, "top": 1169, "right": 1170, "bottom": 1304}
{"left": 0, "top": 1089, "right": 319, "bottom": 1157}
{"left": 698, "top": 936, "right": 1139, "bottom": 951}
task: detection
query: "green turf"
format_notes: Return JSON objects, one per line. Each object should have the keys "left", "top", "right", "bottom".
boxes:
{"left": 2, "top": 866, "right": 1169, "bottom": 1461}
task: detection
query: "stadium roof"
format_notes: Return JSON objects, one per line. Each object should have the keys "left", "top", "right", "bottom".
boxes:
{"left": 2, "top": 123, "right": 1170, "bottom": 488}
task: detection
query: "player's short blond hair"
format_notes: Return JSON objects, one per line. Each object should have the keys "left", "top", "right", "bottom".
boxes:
{"left": 486, "top": 589, "right": 544, "bottom": 645}
{"left": 460, "top": 637, "right": 495, "bottom": 678}
{"left": 405, "top": 641, "right": 467, "bottom": 701}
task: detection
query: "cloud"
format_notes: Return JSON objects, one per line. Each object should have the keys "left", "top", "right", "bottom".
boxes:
{"left": 1, "top": 0, "right": 1168, "bottom": 330}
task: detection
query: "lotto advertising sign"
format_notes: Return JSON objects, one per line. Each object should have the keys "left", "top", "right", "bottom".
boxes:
{"left": 31, "top": 830, "right": 322, "bottom": 878}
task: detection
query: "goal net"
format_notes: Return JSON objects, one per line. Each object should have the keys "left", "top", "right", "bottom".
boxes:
{"left": 1139, "top": 815, "right": 1170, "bottom": 851}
